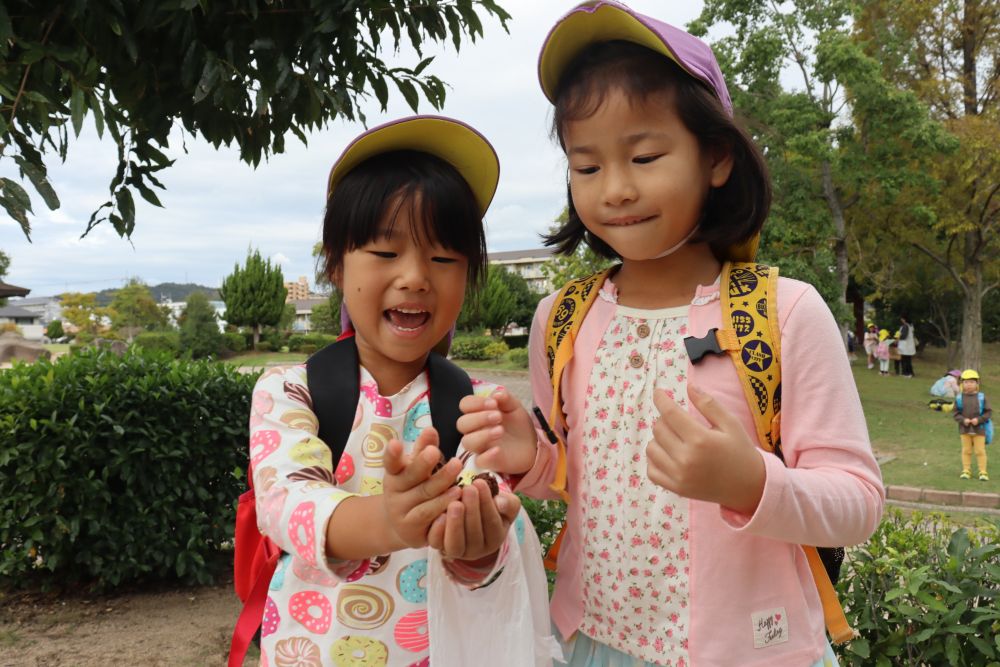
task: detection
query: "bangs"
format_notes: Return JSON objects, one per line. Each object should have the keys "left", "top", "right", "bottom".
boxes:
{"left": 322, "top": 150, "right": 487, "bottom": 287}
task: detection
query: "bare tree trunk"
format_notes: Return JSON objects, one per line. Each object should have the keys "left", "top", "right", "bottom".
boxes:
{"left": 822, "top": 160, "right": 850, "bottom": 350}
{"left": 960, "top": 233, "right": 983, "bottom": 369}
{"left": 253, "top": 324, "right": 261, "bottom": 351}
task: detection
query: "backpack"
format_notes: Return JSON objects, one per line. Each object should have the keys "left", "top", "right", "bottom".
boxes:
{"left": 228, "top": 334, "right": 472, "bottom": 666}
{"left": 928, "top": 398, "right": 955, "bottom": 412}
{"left": 539, "top": 261, "right": 854, "bottom": 644}
{"left": 955, "top": 392, "right": 993, "bottom": 444}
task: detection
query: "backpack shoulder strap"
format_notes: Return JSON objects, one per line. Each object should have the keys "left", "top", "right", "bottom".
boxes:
{"left": 720, "top": 262, "right": 853, "bottom": 644}
{"left": 544, "top": 267, "right": 615, "bottom": 500}
{"left": 719, "top": 261, "right": 783, "bottom": 455}
{"left": 306, "top": 337, "right": 361, "bottom": 460}
{"left": 979, "top": 392, "right": 986, "bottom": 415}
{"left": 426, "top": 351, "right": 473, "bottom": 460}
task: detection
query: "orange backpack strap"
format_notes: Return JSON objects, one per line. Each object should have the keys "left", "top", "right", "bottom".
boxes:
{"left": 544, "top": 268, "right": 614, "bottom": 501}
{"left": 719, "top": 261, "right": 854, "bottom": 644}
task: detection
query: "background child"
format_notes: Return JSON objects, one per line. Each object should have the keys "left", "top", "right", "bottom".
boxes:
{"left": 863, "top": 323, "right": 878, "bottom": 369}
{"left": 953, "top": 369, "right": 991, "bottom": 481}
{"left": 876, "top": 329, "right": 892, "bottom": 376}
{"left": 248, "top": 116, "right": 549, "bottom": 667}
{"left": 458, "top": 3, "right": 884, "bottom": 665}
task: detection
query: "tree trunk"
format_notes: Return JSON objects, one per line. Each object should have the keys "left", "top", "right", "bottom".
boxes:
{"left": 822, "top": 159, "right": 851, "bottom": 350}
{"left": 253, "top": 324, "right": 260, "bottom": 351}
{"left": 960, "top": 234, "right": 983, "bottom": 369}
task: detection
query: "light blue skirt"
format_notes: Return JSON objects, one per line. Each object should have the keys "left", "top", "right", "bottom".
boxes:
{"left": 556, "top": 632, "right": 840, "bottom": 667}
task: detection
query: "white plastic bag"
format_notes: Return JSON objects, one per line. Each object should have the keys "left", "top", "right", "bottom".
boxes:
{"left": 427, "top": 512, "right": 563, "bottom": 666}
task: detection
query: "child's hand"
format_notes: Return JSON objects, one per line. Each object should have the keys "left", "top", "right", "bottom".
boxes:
{"left": 964, "top": 418, "right": 973, "bottom": 426}
{"left": 457, "top": 391, "right": 537, "bottom": 475}
{"left": 972, "top": 417, "right": 980, "bottom": 426}
{"left": 646, "top": 386, "right": 766, "bottom": 515}
{"left": 426, "top": 479, "right": 521, "bottom": 562}
{"left": 382, "top": 427, "right": 463, "bottom": 550}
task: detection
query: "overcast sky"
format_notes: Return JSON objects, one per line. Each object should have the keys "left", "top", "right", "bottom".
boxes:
{"left": 0, "top": 1, "right": 704, "bottom": 298}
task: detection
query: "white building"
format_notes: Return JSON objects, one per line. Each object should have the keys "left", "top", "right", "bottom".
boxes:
{"left": 488, "top": 248, "right": 556, "bottom": 294}
{"left": 6, "top": 295, "right": 62, "bottom": 325}
{"left": 291, "top": 298, "right": 330, "bottom": 332}
{"left": 160, "top": 299, "right": 228, "bottom": 332}
{"left": 0, "top": 305, "right": 45, "bottom": 340}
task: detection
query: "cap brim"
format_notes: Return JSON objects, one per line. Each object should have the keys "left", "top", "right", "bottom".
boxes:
{"left": 326, "top": 116, "right": 499, "bottom": 216}
{"left": 539, "top": 3, "right": 682, "bottom": 103}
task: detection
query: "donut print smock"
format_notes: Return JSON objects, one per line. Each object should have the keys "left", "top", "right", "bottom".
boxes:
{"left": 250, "top": 364, "right": 505, "bottom": 667}
{"left": 578, "top": 302, "right": 692, "bottom": 665}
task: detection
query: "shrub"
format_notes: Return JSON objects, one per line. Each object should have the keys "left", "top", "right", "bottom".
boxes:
{"left": 221, "top": 332, "right": 247, "bottom": 353}
{"left": 0, "top": 348, "right": 258, "bottom": 591}
{"left": 506, "top": 347, "right": 529, "bottom": 368}
{"left": 449, "top": 336, "right": 493, "bottom": 360}
{"left": 46, "top": 320, "right": 65, "bottom": 340}
{"left": 287, "top": 333, "right": 337, "bottom": 352}
{"left": 0, "top": 323, "right": 23, "bottom": 336}
{"left": 836, "top": 509, "right": 1000, "bottom": 666}
{"left": 256, "top": 341, "right": 273, "bottom": 352}
{"left": 132, "top": 331, "right": 181, "bottom": 355}
{"left": 484, "top": 340, "right": 509, "bottom": 360}
{"left": 503, "top": 334, "right": 529, "bottom": 349}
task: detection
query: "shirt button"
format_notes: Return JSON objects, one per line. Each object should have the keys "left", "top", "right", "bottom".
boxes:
{"left": 629, "top": 352, "right": 644, "bottom": 368}
{"left": 637, "top": 323, "right": 651, "bottom": 338}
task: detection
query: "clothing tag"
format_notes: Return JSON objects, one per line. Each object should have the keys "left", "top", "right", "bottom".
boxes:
{"left": 751, "top": 607, "right": 789, "bottom": 649}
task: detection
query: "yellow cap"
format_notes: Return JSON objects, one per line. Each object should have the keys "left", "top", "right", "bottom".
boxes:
{"left": 961, "top": 369, "right": 980, "bottom": 381}
{"left": 326, "top": 115, "right": 500, "bottom": 216}
{"left": 878, "top": 329, "right": 889, "bottom": 341}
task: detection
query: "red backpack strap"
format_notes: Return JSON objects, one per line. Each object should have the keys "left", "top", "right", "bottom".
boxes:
{"left": 228, "top": 542, "right": 280, "bottom": 667}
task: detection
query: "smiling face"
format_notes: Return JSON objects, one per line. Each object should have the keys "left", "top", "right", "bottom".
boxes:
{"left": 562, "top": 87, "right": 733, "bottom": 263}
{"left": 335, "top": 192, "right": 468, "bottom": 392}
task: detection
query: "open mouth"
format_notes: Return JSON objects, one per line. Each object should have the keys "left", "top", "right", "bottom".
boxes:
{"left": 605, "top": 215, "right": 655, "bottom": 227}
{"left": 384, "top": 307, "right": 431, "bottom": 332}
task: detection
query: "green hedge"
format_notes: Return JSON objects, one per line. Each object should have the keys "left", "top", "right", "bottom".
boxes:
{"left": 0, "top": 348, "right": 258, "bottom": 591}
{"left": 221, "top": 331, "right": 247, "bottom": 353}
{"left": 132, "top": 331, "right": 181, "bottom": 355}
{"left": 836, "top": 509, "right": 1000, "bottom": 666}
{"left": 450, "top": 336, "right": 496, "bottom": 360}
{"left": 287, "top": 333, "right": 338, "bottom": 352}
{"left": 506, "top": 347, "right": 529, "bottom": 368}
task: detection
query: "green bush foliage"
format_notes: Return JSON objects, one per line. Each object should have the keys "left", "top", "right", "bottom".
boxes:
{"left": 506, "top": 347, "right": 529, "bottom": 368}
{"left": 0, "top": 348, "right": 257, "bottom": 591}
{"left": 45, "top": 320, "right": 65, "bottom": 340}
{"left": 221, "top": 332, "right": 247, "bottom": 353}
{"left": 836, "top": 509, "right": 1000, "bottom": 666}
{"left": 179, "top": 291, "right": 223, "bottom": 359}
{"left": 287, "top": 333, "right": 338, "bottom": 352}
{"left": 449, "top": 336, "right": 494, "bottom": 360}
{"left": 132, "top": 331, "right": 181, "bottom": 355}
{"left": 483, "top": 340, "right": 509, "bottom": 360}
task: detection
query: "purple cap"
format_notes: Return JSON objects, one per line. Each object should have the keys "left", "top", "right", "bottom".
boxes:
{"left": 538, "top": 1, "right": 733, "bottom": 116}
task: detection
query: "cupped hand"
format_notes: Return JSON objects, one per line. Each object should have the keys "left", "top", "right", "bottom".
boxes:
{"left": 456, "top": 390, "right": 537, "bottom": 474}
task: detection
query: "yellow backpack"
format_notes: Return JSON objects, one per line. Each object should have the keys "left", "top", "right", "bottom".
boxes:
{"left": 540, "top": 261, "right": 854, "bottom": 644}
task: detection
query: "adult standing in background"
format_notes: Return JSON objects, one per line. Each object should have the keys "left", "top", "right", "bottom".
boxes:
{"left": 898, "top": 314, "right": 916, "bottom": 378}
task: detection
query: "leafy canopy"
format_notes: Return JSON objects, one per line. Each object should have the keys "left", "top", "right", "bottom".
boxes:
{"left": 0, "top": 1, "right": 510, "bottom": 239}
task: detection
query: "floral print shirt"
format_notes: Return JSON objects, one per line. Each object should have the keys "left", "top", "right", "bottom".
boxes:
{"left": 249, "top": 363, "right": 506, "bottom": 667}
{"left": 579, "top": 302, "right": 692, "bottom": 666}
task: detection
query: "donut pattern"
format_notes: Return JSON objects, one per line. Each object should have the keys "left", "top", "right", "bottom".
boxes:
{"left": 396, "top": 559, "right": 427, "bottom": 604}
{"left": 252, "top": 364, "right": 508, "bottom": 665}
{"left": 251, "top": 429, "right": 281, "bottom": 468}
{"left": 251, "top": 389, "right": 275, "bottom": 428}
{"left": 336, "top": 584, "right": 395, "bottom": 630}
{"left": 362, "top": 424, "right": 395, "bottom": 468}
{"left": 330, "top": 636, "right": 388, "bottom": 667}
{"left": 287, "top": 502, "right": 317, "bottom": 566}
{"left": 289, "top": 590, "right": 333, "bottom": 634}
{"left": 393, "top": 610, "right": 429, "bottom": 653}
{"left": 274, "top": 636, "right": 321, "bottom": 667}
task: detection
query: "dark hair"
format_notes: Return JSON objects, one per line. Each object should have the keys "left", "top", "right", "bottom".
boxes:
{"left": 544, "top": 40, "right": 771, "bottom": 261}
{"left": 322, "top": 150, "right": 487, "bottom": 287}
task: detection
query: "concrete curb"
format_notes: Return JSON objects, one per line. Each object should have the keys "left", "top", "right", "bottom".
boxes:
{"left": 885, "top": 484, "right": 1000, "bottom": 509}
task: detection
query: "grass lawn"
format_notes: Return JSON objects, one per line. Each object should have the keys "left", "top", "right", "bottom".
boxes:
{"left": 220, "top": 351, "right": 307, "bottom": 368}
{"left": 42, "top": 343, "right": 71, "bottom": 356}
{"left": 856, "top": 343, "right": 1000, "bottom": 493}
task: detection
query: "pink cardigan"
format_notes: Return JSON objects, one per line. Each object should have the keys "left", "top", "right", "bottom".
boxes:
{"left": 518, "top": 275, "right": 884, "bottom": 667}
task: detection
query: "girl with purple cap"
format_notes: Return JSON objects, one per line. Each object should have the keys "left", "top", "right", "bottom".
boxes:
{"left": 457, "top": 3, "right": 883, "bottom": 665}
{"left": 246, "top": 116, "right": 556, "bottom": 666}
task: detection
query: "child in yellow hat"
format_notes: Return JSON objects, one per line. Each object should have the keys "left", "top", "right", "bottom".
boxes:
{"left": 953, "top": 369, "right": 991, "bottom": 481}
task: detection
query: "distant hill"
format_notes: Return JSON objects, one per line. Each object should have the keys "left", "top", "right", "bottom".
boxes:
{"left": 94, "top": 282, "right": 220, "bottom": 306}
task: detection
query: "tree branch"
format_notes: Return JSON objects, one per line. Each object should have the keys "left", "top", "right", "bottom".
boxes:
{"left": 912, "top": 240, "right": 969, "bottom": 297}
{"left": 9, "top": 8, "right": 62, "bottom": 123}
